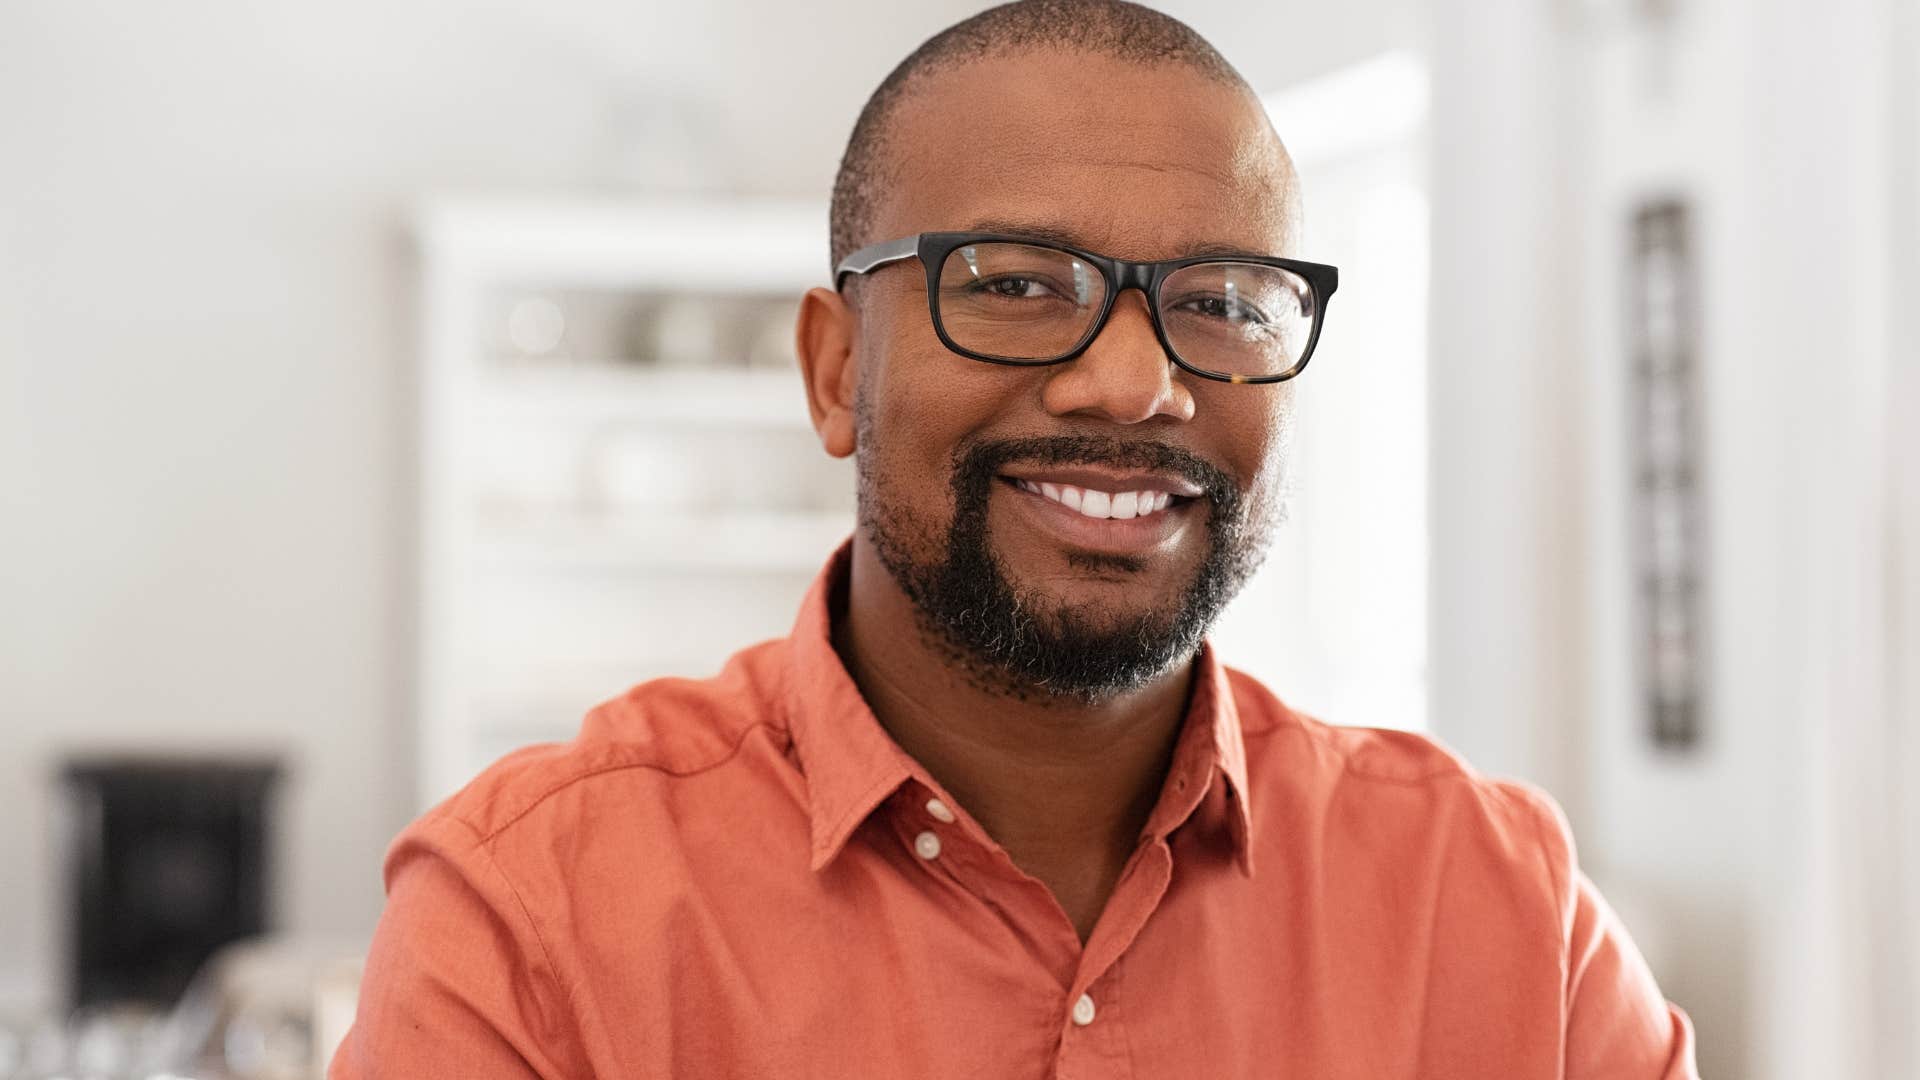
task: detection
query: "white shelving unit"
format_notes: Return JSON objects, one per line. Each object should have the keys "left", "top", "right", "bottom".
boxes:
{"left": 411, "top": 198, "right": 846, "bottom": 808}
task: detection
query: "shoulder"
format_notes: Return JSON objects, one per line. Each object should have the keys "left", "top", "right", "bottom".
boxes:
{"left": 372, "top": 637, "right": 816, "bottom": 990}
{"left": 1224, "top": 664, "right": 1574, "bottom": 889}
{"left": 415, "top": 637, "right": 798, "bottom": 849}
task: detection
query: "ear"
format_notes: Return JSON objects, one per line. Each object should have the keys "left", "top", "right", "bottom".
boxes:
{"left": 795, "top": 285, "right": 859, "bottom": 459}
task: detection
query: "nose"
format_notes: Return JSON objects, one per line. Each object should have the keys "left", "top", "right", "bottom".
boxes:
{"left": 1038, "top": 290, "right": 1197, "bottom": 424}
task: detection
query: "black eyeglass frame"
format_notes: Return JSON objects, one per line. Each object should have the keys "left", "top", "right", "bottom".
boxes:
{"left": 833, "top": 231, "right": 1339, "bottom": 384}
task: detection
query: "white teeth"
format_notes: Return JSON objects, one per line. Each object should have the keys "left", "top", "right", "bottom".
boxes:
{"left": 1012, "top": 478, "right": 1179, "bottom": 520}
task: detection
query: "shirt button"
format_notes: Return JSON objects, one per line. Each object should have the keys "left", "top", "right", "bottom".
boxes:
{"left": 1071, "top": 993, "right": 1097, "bottom": 1027}
{"left": 925, "top": 797, "right": 956, "bottom": 823}
{"left": 913, "top": 830, "right": 942, "bottom": 860}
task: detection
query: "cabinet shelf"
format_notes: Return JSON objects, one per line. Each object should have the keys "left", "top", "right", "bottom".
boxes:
{"left": 415, "top": 197, "right": 832, "bottom": 808}
{"left": 470, "top": 366, "right": 813, "bottom": 429}
{"left": 471, "top": 509, "right": 852, "bottom": 575}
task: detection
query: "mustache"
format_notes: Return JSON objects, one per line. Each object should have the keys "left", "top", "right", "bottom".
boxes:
{"left": 949, "top": 434, "right": 1238, "bottom": 504}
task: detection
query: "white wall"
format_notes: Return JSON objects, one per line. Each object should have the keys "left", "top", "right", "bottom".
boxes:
{"left": 1430, "top": 0, "right": 1920, "bottom": 1074}
{"left": 0, "top": 0, "right": 1413, "bottom": 1017}
{"left": 1219, "top": 58, "right": 1430, "bottom": 733}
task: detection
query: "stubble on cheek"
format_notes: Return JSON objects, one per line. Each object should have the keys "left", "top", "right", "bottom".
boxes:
{"left": 852, "top": 394, "right": 1043, "bottom": 701}
{"left": 852, "top": 377, "right": 943, "bottom": 564}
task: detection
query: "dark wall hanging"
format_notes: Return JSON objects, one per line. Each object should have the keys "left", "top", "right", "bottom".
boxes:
{"left": 1629, "top": 198, "right": 1706, "bottom": 751}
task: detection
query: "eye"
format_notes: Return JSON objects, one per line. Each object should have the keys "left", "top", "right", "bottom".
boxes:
{"left": 1178, "top": 293, "right": 1271, "bottom": 324}
{"left": 974, "top": 276, "right": 1060, "bottom": 300}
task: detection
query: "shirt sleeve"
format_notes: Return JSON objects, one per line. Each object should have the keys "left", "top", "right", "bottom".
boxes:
{"left": 1565, "top": 867, "right": 1700, "bottom": 1079}
{"left": 328, "top": 813, "right": 586, "bottom": 1080}
{"left": 1498, "top": 781, "right": 1701, "bottom": 1080}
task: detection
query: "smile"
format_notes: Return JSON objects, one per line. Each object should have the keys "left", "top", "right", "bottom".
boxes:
{"left": 1010, "top": 479, "right": 1176, "bottom": 520}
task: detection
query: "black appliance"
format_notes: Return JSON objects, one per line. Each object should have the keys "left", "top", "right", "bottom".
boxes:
{"left": 61, "top": 757, "right": 282, "bottom": 1009}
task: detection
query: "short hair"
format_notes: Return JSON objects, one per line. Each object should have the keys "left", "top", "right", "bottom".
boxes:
{"left": 829, "top": 0, "right": 1255, "bottom": 274}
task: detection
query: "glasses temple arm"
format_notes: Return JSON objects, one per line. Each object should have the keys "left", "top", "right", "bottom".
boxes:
{"left": 832, "top": 236, "right": 921, "bottom": 288}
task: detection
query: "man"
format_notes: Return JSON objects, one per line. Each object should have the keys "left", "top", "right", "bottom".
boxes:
{"left": 335, "top": 2, "right": 1698, "bottom": 1076}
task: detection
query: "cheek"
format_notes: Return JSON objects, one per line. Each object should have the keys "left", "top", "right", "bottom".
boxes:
{"left": 1255, "top": 401, "right": 1297, "bottom": 486}
{"left": 861, "top": 307, "right": 1033, "bottom": 471}
{"left": 856, "top": 316, "right": 1020, "bottom": 525}
{"left": 1200, "top": 381, "right": 1295, "bottom": 470}
{"left": 1201, "top": 384, "right": 1296, "bottom": 524}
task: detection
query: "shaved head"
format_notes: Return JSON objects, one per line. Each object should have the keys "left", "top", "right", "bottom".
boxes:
{"left": 829, "top": 0, "right": 1295, "bottom": 272}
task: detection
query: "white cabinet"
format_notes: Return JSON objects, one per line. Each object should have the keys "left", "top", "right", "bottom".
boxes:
{"left": 410, "top": 199, "right": 846, "bottom": 808}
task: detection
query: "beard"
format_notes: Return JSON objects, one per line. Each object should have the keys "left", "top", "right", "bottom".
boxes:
{"left": 855, "top": 393, "right": 1280, "bottom": 705}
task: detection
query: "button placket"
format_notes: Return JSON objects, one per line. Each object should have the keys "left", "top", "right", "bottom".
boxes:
{"left": 912, "top": 829, "right": 942, "bottom": 860}
{"left": 1058, "top": 957, "right": 1136, "bottom": 1079}
{"left": 892, "top": 784, "right": 1085, "bottom": 983}
{"left": 888, "top": 785, "right": 954, "bottom": 867}
{"left": 908, "top": 788, "right": 961, "bottom": 864}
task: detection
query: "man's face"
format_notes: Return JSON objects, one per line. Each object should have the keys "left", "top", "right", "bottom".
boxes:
{"left": 849, "top": 50, "right": 1301, "bottom": 702}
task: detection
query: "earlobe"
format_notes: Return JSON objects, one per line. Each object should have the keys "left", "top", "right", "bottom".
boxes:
{"left": 795, "top": 286, "right": 860, "bottom": 459}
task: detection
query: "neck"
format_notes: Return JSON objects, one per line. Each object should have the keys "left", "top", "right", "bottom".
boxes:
{"left": 833, "top": 536, "right": 1196, "bottom": 915}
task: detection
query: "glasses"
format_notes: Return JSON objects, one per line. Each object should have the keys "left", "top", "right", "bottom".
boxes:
{"left": 834, "top": 232, "right": 1338, "bottom": 384}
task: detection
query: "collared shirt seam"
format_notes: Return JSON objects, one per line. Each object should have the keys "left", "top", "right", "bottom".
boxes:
{"left": 1337, "top": 761, "right": 1467, "bottom": 787}
{"left": 472, "top": 720, "right": 782, "bottom": 846}
{"left": 436, "top": 812, "right": 586, "bottom": 1038}
{"left": 1269, "top": 711, "right": 1470, "bottom": 789}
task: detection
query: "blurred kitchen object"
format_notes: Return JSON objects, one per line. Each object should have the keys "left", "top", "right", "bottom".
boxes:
{"left": 61, "top": 758, "right": 283, "bottom": 1013}
{"left": 150, "top": 935, "right": 365, "bottom": 1080}
{"left": 0, "top": 933, "right": 366, "bottom": 1080}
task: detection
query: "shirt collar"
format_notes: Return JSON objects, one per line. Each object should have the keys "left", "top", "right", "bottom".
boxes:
{"left": 785, "top": 539, "right": 1255, "bottom": 876}
{"left": 1160, "top": 635, "right": 1256, "bottom": 876}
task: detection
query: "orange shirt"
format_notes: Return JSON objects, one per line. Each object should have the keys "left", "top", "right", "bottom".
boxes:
{"left": 334, "top": 544, "right": 1697, "bottom": 1079}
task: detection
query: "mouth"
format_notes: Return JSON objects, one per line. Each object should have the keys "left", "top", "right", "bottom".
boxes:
{"left": 993, "top": 467, "right": 1203, "bottom": 558}
{"left": 1006, "top": 478, "right": 1189, "bottom": 520}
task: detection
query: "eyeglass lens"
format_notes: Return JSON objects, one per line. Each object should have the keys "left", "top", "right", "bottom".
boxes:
{"left": 935, "top": 241, "right": 1316, "bottom": 378}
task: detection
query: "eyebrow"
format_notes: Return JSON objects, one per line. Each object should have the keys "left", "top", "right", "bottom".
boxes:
{"left": 959, "top": 218, "right": 1264, "bottom": 260}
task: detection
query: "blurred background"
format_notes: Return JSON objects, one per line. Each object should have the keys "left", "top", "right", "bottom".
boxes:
{"left": 0, "top": 0, "right": 1913, "bottom": 1076}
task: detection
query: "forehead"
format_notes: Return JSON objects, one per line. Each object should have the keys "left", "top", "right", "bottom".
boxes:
{"left": 875, "top": 49, "right": 1297, "bottom": 260}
